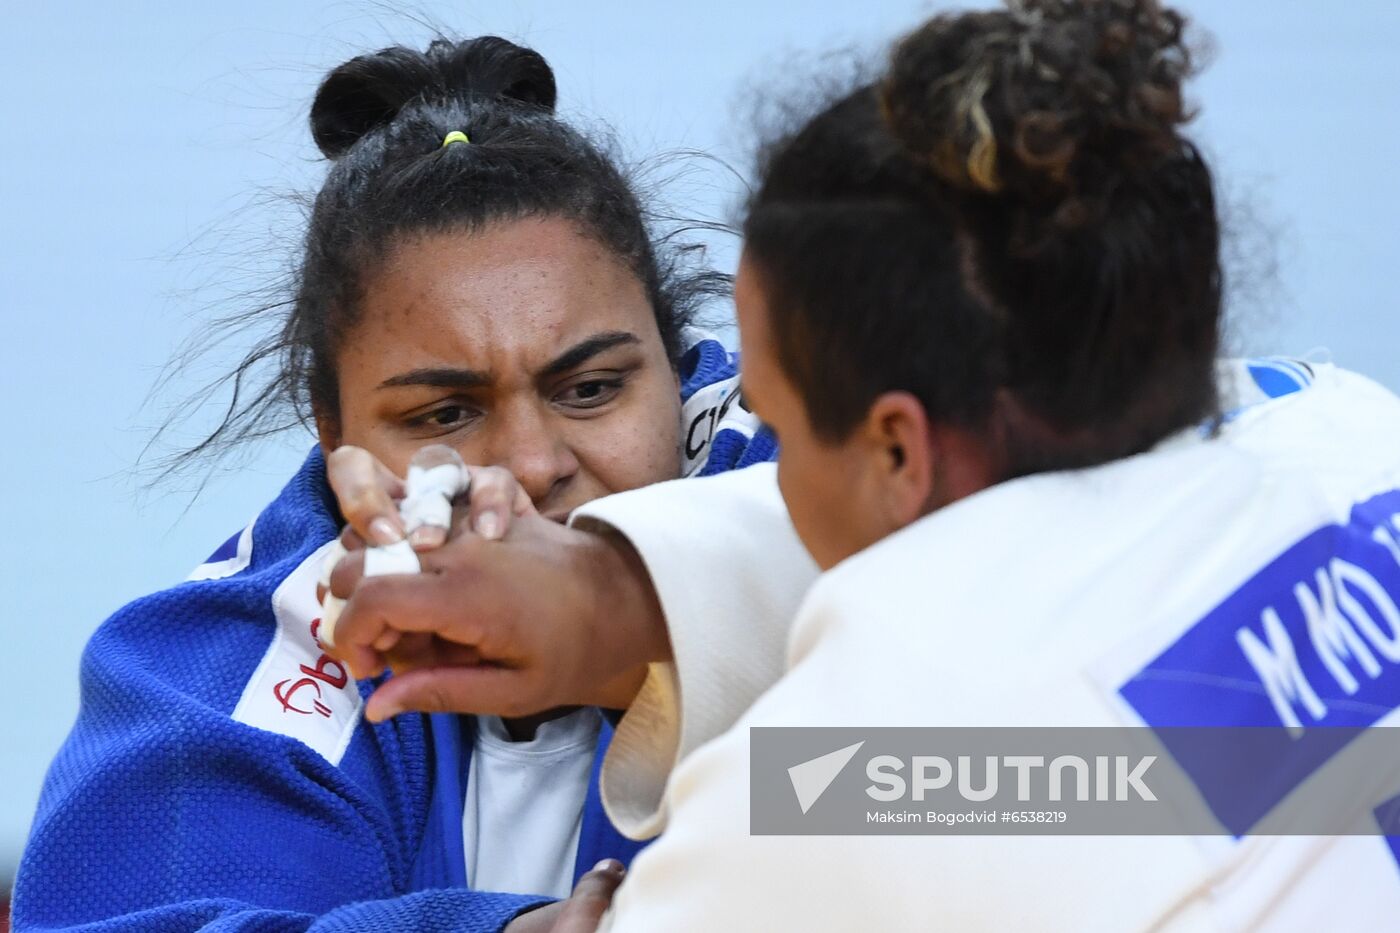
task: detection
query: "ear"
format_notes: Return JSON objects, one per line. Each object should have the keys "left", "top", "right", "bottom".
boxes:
{"left": 314, "top": 403, "right": 342, "bottom": 456}
{"left": 858, "top": 391, "right": 935, "bottom": 529}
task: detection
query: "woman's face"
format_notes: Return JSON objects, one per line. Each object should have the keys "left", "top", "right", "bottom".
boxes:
{"left": 735, "top": 255, "right": 895, "bottom": 570}
{"left": 320, "top": 216, "right": 683, "bottom": 521}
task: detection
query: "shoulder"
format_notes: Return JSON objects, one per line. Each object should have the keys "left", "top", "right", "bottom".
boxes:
{"left": 81, "top": 447, "right": 362, "bottom": 762}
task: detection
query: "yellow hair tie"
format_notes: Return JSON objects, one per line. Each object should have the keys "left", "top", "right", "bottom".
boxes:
{"left": 441, "top": 130, "right": 471, "bottom": 148}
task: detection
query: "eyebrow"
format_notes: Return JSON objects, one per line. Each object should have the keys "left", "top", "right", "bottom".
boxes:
{"left": 375, "top": 331, "right": 642, "bottom": 391}
{"left": 538, "top": 331, "right": 641, "bottom": 380}
{"left": 377, "top": 367, "right": 491, "bottom": 390}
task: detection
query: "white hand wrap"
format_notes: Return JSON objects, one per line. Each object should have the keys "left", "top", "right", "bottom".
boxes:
{"left": 319, "top": 540, "right": 349, "bottom": 649}
{"left": 399, "top": 462, "right": 471, "bottom": 533}
{"left": 318, "top": 456, "right": 469, "bottom": 649}
{"left": 318, "top": 539, "right": 422, "bottom": 649}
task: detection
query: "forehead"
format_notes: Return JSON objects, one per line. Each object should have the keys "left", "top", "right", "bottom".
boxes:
{"left": 354, "top": 216, "right": 652, "bottom": 366}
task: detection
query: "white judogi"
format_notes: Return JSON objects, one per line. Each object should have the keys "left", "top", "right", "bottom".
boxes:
{"left": 571, "top": 361, "right": 1400, "bottom": 931}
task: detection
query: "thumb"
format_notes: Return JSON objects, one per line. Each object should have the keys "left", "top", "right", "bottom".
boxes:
{"left": 552, "top": 860, "right": 626, "bottom": 933}
{"left": 364, "top": 664, "right": 546, "bottom": 722}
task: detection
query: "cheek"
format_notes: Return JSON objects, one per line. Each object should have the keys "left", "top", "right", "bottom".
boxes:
{"left": 324, "top": 357, "right": 402, "bottom": 470}
{"left": 574, "top": 383, "right": 683, "bottom": 494}
{"left": 777, "top": 447, "right": 829, "bottom": 544}
{"left": 333, "top": 419, "right": 417, "bottom": 478}
{"left": 778, "top": 441, "right": 865, "bottom": 568}
{"left": 329, "top": 387, "right": 420, "bottom": 477}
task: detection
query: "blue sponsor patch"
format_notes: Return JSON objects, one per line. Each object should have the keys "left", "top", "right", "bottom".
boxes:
{"left": 1247, "top": 357, "right": 1313, "bottom": 398}
{"left": 1248, "top": 362, "right": 1306, "bottom": 400}
{"left": 1121, "top": 488, "right": 1400, "bottom": 836}
{"left": 1211, "top": 358, "right": 1313, "bottom": 431}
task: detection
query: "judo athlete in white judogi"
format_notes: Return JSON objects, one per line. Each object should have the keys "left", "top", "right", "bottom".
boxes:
{"left": 571, "top": 359, "right": 1400, "bottom": 932}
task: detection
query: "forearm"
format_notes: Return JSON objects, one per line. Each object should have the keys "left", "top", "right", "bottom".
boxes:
{"left": 570, "top": 464, "right": 818, "bottom": 837}
{"left": 576, "top": 527, "right": 671, "bottom": 709}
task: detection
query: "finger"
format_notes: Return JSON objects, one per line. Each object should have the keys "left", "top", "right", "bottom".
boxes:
{"left": 364, "top": 664, "right": 543, "bottom": 721}
{"left": 383, "top": 631, "right": 427, "bottom": 668}
{"left": 384, "top": 632, "right": 438, "bottom": 673}
{"left": 408, "top": 524, "right": 448, "bottom": 551}
{"left": 466, "top": 465, "right": 532, "bottom": 540}
{"left": 321, "top": 532, "right": 366, "bottom": 608}
{"left": 372, "top": 628, "right": 403, "bottom": 654}
{"left": 401, "top": 637, "right": 483, "bottom": 667}
{"left": 327, "top": 548, "right": 366, "bottom": 600}
{"left": 326, "top": 445, "right": 406, "bottom": 546}
{"left": 325, "top": 568, "right": 426, "bottom": 678}
{"left": 401, "top": 446, "right": 470, "bottom": 544}
{"left": 552, "top": 862, "right": 626, "bottom": 933}
{"left": 326, "top": 537, "right": 421, "bottom": 597}
{"left": 315, "top": 540, "right": 353, "bottom": 640}
{"left": 386, "top": 636, "right": 483, "bottom": 675}
{"left": 324, "top": 536, "right": 421, "bottom": 651}
{"left": 333, "top": 571, "right": 491, "bottom": 679}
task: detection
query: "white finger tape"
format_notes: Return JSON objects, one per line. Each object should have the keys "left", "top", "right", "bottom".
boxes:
{"left": 362, "top": 538, "right": 423, "bottom": 576}
{"left": 320, "top": 593, "right": 346, "bottom": 649}
{"left": 317, "top": 540, "right": 350, "bottom": 648}
{"left": 400, "top": 462, "right": 471, "bottom": 532}
{"left": 317, "top": 539, "right": 421, "bottom": 649}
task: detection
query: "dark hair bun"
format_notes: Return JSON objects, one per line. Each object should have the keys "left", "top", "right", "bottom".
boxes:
{"left": 310, "top": 36, "right": 557, "bottom": 159}
{"left": 881, "top": 0, "right": 1193, "bottom": 227}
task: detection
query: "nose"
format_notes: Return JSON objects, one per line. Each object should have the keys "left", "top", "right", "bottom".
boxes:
{"left": 482, "top": 401, "right": 580, "bottom": 508}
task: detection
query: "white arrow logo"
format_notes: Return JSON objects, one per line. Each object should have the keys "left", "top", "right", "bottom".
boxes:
{"left": 787, "top": 741, "right": 865, "bottom": 814}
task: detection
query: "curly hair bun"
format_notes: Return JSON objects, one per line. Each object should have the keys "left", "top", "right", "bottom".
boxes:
{"left": 310, "top": 36, "right": 557, "bottom": 159}
{"left": 881, "top": 0, "right": 1194, "bottom": 228}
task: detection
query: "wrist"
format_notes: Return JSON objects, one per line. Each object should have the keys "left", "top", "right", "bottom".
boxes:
{"left": 583, "top": 528, "right": 671, "bottom": 706}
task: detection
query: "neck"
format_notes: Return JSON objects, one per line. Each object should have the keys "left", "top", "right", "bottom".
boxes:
{"left": 925, "top": 422, "right": 999, "bottom": 514}
{"left": 501, "top": 707, "right": 580, "bottom": 742}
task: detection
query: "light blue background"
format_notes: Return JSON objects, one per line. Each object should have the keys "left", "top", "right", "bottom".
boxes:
{"left": 3, "top": 1, "right": 1398, "bottom": 886}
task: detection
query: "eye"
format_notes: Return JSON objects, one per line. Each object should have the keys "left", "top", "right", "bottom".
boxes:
{"left": 555, "top": 375, "right": 625, "bottom": 410}
{"left": 427, "top": 406, "right": 466, "bottom": 426}
{"left": 404, "top": 402, "right": 481, "bottom": 434}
